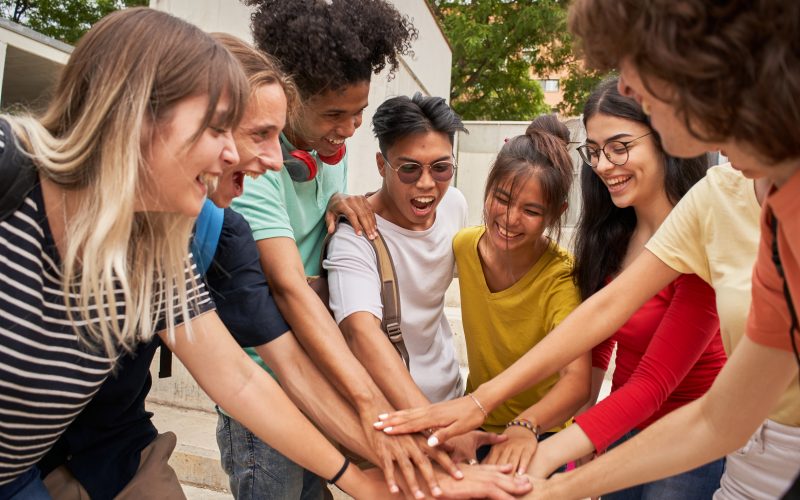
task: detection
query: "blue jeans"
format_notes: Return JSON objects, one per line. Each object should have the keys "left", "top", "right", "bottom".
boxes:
{"left": 216, "top": 411, "right": 324, "bottom": 500}
{"left": 604, "top": 429, "right": 725, "bottom": 500}
{"left": 0, "top": 467, "right": 51, "bottom": 499}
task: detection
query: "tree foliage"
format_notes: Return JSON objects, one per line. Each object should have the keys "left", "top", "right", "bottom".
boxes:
{"left": 0, "top": 0, "right": 147, "bottom": 45}
{"left": 428, "top": 0, "right": 608, "bottom": 119}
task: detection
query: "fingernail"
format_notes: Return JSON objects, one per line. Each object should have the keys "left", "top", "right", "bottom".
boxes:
{"left": 455, "top": 470, "right": 464, "bottom": 479}
{"left": 415, "top": 490, "right": 425, "bottom": 499}
{"left": 373, "top": 421, "right": 383, "bottom": 428}
{"left": 390, "top": 484, "right": 400, "bottom": 494}
{"left": 427, "top": 435, "right": 439, "bottom": 447}
{"left": 378, "top": 413, "right": 389, "bottom": 419}
{"left": 382, "top": 426, "right": 393, "bottom": 432}
{"left": 432, "top": 486, "right": 442, "bottom": 496}
{"left": 517, "top": 469, "right": 525, "bottom": 475}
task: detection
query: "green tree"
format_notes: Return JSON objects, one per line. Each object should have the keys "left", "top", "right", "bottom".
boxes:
{"left": 429, "top": 0, "right": 607, "bottom": 119}
{"left": 0, "top": 0, "right": 147, "bottom": 45}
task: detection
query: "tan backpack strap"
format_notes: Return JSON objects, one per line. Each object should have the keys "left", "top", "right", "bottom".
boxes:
{"left": 370, "top": 232, "right": 409, "bottom": 370}
{"left": 322, "top": 217, "right": 409, "bottom": 370}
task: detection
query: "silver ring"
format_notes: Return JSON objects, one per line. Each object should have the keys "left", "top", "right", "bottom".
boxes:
{"left": 467, "top": 459, "right": 478, "bottom": 465}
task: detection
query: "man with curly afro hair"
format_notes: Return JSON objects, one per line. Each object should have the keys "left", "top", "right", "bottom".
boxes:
{"left": 227, "top": 1, "right": 478, "bottom": 499}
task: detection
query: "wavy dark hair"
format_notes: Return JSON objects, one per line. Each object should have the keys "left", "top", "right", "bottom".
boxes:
{"left": 245, "top": 0, "right": 418, "bottom": 99}
{"left": 568, "top": 0, "right": 800, "bottom": 164}
{"left": 573, "top": 78, "right": 708, "bottom": 300}
{"left": 484, "top": 114, "right": 573, "bottom": 242}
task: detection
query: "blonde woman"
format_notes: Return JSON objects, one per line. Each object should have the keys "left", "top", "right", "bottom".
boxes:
{"left": 0, "top": 8, "right": 386, "bottom": 499}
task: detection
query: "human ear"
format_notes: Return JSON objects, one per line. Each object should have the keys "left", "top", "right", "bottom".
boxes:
{"left": 376, "top": 151, "right": 386, "bottom": 178}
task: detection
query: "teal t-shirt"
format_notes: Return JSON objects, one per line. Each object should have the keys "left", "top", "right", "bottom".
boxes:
{"left": 231, "top": 133, "right": 348, "bottom": 376}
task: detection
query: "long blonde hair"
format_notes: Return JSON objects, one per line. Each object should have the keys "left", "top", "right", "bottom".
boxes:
{"left": 5, "top": 7, "right": 249, "bottom": 357}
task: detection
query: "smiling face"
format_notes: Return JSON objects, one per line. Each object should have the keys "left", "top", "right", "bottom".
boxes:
{"left": 290, "top": 80, "right": 370, "bottom": 157}
{"left": 140, "top": 93, "right": 239, "bottom": 216}
{"left": 585, "top": 113, "right": 665, "bottom": 210}
{"left": 617, "top": 59, "right": 782, "bottom": 181}
{"left": 484, "top": 172, "right": 552, "bottom": 254}
{"left": 210, "top": 83, "right": 287, "bottom": 208}
{"left": 376, "top": 130, "right": 454, "bottom": 231}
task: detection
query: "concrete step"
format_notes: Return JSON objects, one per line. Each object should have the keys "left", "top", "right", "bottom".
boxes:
{"left": 149, "top": 402, "right": 229, "bottom": 493}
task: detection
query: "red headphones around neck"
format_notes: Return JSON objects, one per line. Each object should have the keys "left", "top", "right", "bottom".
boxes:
{"left": 281, "top": 138, "right": 346, "bottom": 182}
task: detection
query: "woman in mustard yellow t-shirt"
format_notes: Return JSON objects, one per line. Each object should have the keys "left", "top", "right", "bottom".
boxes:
{"left": 454, "top": 114, "right": 591, "bottom": 475}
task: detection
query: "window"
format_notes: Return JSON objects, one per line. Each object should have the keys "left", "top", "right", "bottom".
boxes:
{"left": 539, "top": 79, "right": 560, "bottom": 92}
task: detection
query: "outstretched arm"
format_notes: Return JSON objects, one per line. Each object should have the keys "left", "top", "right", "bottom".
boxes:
{"left": 162, "top": 311, "right": 376, "bottom": 499}
{"left": 524, "top": 337, "right": 797, "bottom": 499}
{"left": 256, "top": 333, "right": 462, "bottom": 498}
{"left": 378, "top": 251, "right": 680, "bottom": 444}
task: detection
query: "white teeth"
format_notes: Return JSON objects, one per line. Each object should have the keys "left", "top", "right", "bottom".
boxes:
{"left": 497, "top": 226, "right": 520, "bottom": 238}
{"left": 607, "top": 176, "right": 631, "bottom": 186}
{"left": 243, "top": 171, "right": 261, "bottom": 180}
{"left": 413, "top": 196, "right": 434, "bottom": 203}
{"left": 325, "top": 137, "right": 344, "bottom": 145}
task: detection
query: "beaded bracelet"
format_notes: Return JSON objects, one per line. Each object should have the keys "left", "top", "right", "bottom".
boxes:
{"left": 505, "top": 418, "right": 540, "bottom": 439}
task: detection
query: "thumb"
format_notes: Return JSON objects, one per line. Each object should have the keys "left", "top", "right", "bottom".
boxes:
{"left": 428, "top": 424, "right": 459, "bottom": 448}
{"left": 325, "top": 211, "right": 335, "bottom": 234}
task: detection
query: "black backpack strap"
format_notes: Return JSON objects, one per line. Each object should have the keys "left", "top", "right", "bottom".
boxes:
{"left": 321, "top": 217, "right": 409, "bottom": 370}
{"left": 0, "top": 119, "right": 38, "bottom": 222}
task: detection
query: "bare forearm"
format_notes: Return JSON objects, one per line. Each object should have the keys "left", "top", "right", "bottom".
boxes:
{"left": 517, "top": 356, "right": 591, "bottom": 433}
{"left": 475, "top": 253, "right": 674, "bottom": 413}
{"left": 542, "top": 339, "right": 797, "bottom": 499}
{"left": 257, "top": 339, "right": 377, "bottom": 462}
{"left": 273, "top": 282, "right": 388, "bottom": 408}
{"left": 343, "top": 316, "right": 430, "bottom": 409}
{"left": 166, "top": 315, "right": 348, "bottom": 482}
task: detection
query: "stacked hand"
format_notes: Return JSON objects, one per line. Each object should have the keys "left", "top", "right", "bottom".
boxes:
{"left": 375, "top": 395, "right": 486, "bottom": 448}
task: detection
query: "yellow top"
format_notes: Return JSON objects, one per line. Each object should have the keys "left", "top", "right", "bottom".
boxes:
{"left": 454, "top": 226, "right": 581, "bottom": 434}
{"left": 647, "top": 163, "right": 800, "bottom": 425}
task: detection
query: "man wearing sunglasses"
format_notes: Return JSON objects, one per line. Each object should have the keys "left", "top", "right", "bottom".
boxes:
{"left": 324, "top": 93, "right": 471, "bottom": 413}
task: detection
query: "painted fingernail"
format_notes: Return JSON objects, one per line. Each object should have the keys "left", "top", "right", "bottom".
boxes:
{"left": 382, "top": 426, "right": 393, "bottom": 432}
{"left": 373, "top": 421, "right": 383, "bottom": 428}
{"left": 390, "top": 484, "right": 400, "bottom": 494}
{"left": 427, "top": 435, "right": 439, "bottom": 447}
{"left": 378, "top": 413, "right": 389, "bottom": 419}
{"left": 415, "top": 490, "right": 425, "bottom": 499}
{"left": 432, "top": 486, "right": 443, "bottom": 496}
{"left": 455, "top": 470, "right": 464, "bottom": 479}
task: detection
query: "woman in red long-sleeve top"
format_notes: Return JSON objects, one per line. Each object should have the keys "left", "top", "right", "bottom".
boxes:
{"left": 529, "top": 78, "right": 726, "bottom": 499}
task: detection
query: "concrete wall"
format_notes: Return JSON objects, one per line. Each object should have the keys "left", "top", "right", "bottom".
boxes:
{"left": 455, "top": 118, "right": 586, "bottom": 250}
{"left": 151, "top": 0, "right": 452, "bottom": 198}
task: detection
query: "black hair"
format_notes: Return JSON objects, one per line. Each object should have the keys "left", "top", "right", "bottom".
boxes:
{"left": 372, "top": 92, "right": 467, "bottom": 156}
{"left": 484, "top": 114, "right": 574, "bottom": 241}
{"left": 245, "top": 0, "right": 417, "bottom": 99}
{"left": 573, "top": 77, "right": 708, "bottom": 300}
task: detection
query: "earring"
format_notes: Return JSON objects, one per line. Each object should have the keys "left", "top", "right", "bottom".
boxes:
{"left": 642, "top": 101, "right": 652, "bottom": 116}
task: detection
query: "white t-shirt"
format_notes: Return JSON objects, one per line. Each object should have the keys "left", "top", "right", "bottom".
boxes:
{"left": 324, "top": 187, "right": 468, "bottom": 403}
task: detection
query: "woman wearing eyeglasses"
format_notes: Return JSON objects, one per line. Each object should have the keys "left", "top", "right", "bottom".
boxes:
{"left": 451, "top": 114, "right": 590, "bottom": 475}
{"left": 525, "top": 77, "right": 726, "bottom": 498}
{"left": 377, "top": 78, "right": 726, "bottom": 497}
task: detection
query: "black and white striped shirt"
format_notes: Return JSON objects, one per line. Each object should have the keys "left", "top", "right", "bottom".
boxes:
{"left": 0, "top": 128, "right": 212, "bottom": 485}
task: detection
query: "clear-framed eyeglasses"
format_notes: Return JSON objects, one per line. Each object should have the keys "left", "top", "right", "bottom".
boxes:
{"left": 576, "top": 132, "right": 653, "bottom": 167}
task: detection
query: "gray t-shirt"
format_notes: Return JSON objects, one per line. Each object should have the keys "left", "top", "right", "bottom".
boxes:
{"left": 324, "top": 187, "right": 468, "bottom": 403}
